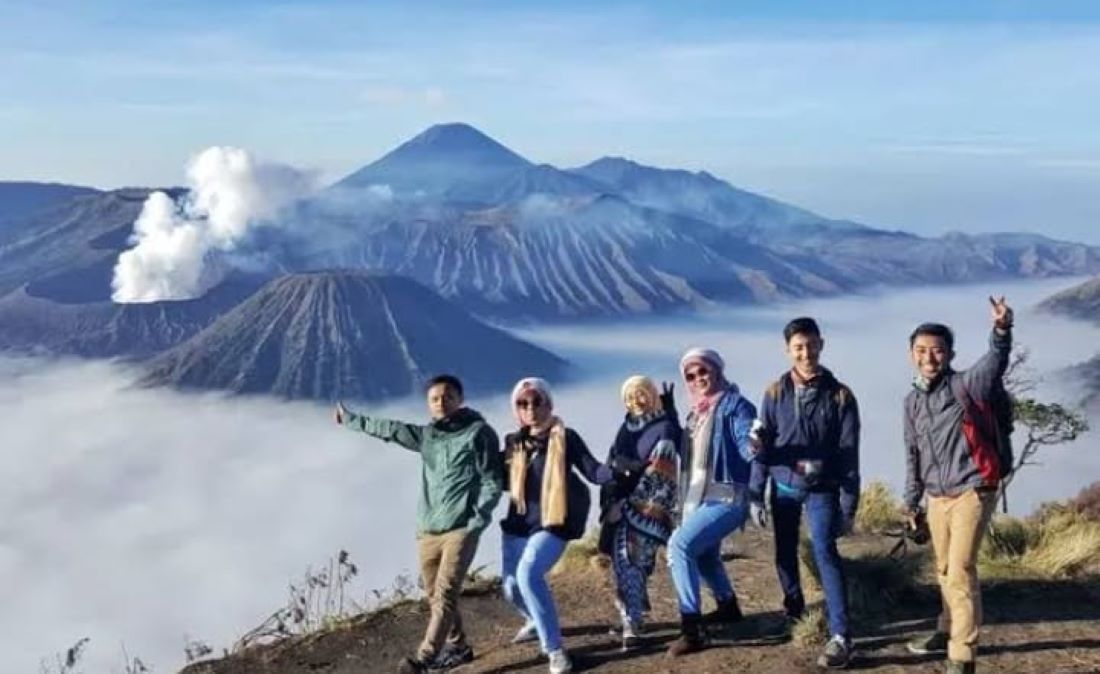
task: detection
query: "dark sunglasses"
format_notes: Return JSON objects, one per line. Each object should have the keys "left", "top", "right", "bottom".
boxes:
{"left": 516, "top": 397, "right": 545, "bottom": 410}
{"left": 684, "top": 367, "right": 710, "bottom": 383}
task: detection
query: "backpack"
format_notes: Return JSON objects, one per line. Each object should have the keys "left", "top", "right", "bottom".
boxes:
{"left": 951, "top": 376, "right": 1015, "bottom": 481}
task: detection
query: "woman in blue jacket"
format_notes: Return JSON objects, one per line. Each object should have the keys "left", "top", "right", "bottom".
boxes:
{"left": 666, "top": 348, "right": 758, "bottom": 657}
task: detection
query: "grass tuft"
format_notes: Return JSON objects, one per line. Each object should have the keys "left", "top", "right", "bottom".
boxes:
{"left": 856, "top": 481, "right": 904, "bottom": 534}
{"left": 790, "top": 607, "right": 828, "bottom": 649}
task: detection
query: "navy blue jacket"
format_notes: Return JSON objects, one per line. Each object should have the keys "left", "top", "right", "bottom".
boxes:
{"left": 501, "top": 427, "right": 604, "bottom": 541}
{"left": 749, "top": 368, "right": 861, "bottom": 519}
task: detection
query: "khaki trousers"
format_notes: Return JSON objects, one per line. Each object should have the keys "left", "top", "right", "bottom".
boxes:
{"left": 416, "top": 528, "right": 479, "bottom": 659}
{"left": 927, "top": 488, "right": 997, "bottom": 662}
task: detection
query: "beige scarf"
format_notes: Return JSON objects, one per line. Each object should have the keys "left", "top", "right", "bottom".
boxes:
{"left": 509, "top": 416, "right": 569, "bottom": 527}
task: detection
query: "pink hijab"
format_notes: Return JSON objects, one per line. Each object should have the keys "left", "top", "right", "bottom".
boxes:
{"left": 680, "top": 347, "right": 730, "bottom": 415}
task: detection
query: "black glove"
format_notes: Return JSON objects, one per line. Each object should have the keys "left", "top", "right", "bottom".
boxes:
{"left": 608, "top": 454, "right": 646, "bottom": 479}
{"left": 660, "top": 381, "right": 677, "bottom": 419}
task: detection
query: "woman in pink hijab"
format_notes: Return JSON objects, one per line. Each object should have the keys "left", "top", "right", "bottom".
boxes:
{"left": 666, "top": 348, "right": 759, "bottom": 657}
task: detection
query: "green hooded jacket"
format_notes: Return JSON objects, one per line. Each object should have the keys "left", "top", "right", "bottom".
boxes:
{"left": 341, "top": 407, "right": 503, "bottom": 535}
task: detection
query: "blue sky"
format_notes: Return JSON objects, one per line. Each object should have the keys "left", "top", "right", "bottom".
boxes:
{"left": 2, "top": 1, "right": 1100, "bottom": 241}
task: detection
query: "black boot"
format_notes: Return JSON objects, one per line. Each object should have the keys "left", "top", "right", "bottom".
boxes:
{"left": 703, "top": 595, "right": 744, "bottom": 625}
{"left": 667, "top": 613, "right": 708, "bottom": 657}
{"left": 783, "top": 593, "right": 806, "bottom": 622}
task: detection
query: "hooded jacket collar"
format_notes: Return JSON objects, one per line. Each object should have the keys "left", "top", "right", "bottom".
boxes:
{"left": 431, "top": 407, "right": 484, "bottom": 433}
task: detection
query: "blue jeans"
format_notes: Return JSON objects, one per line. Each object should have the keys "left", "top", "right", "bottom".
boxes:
{"left": 667, "top": 499, "right": 747, "bottom": 614}
{"left": 501, "top": 531, "right": 568, "bottom": 653}
{"left": 772, "top": 489, "right": 850, "bottom": 638}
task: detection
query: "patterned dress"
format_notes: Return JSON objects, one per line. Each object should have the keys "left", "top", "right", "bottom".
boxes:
{"left": 600, "top": 411, "right": 681, "bottom": 628}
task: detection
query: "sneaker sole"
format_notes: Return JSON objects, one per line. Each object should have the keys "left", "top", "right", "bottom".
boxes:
{"left": 817, "top": 656, "right": 852, "bottom": 669}
{"left": 511, "top": 631, "right": 539, "bottom": 645}
{"left": 905, "top": 645, "right": 946, "bottom": 655}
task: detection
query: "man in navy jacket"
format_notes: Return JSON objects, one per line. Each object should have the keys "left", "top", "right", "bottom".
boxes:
{"left": 750, "top": 317, "right": 861, "bottom": 669}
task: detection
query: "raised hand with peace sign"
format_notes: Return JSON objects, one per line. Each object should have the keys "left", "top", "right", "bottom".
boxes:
{"left": 989, "top": 295, "right": 1014, "bottom": 331}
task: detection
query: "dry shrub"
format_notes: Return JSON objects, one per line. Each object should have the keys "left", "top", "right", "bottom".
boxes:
{"left": 790, "top": 607, "right": 828, "bottom": 649}
{"left": 1022, "top": 509, "right": 1100, "bottom": 577}
{"left": 800, "top": 534, "right": 929, "bottom": 616}
{"left": 980, "top": 505, "right": 1100, "bottom": 579}
{"left": 856, "top": 482, "right": 904, "bottom": 534}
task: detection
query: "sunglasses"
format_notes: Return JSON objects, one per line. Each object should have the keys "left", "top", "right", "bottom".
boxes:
{"left": 684, "top": 367, "right": 710, "bottom": 383}
{"left": 516, "top": 397, "right": 545, "bottom": 410}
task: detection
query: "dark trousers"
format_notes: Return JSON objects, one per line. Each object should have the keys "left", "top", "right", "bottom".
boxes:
{"left": 772, "top": 488, "right": 850, "bottom": 638}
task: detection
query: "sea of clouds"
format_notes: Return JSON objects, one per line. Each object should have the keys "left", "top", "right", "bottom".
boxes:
{"left": 2, "top": 276, "right": 1098, "bottom": 671}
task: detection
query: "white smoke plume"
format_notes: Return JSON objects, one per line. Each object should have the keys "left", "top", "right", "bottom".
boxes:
{"left": 111, "top": 147, "right": 316, "bottom": 303}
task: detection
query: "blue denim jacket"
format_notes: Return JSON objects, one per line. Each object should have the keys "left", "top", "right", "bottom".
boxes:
{"left": 680, "top": 384, "right": 758, "bottom": 496}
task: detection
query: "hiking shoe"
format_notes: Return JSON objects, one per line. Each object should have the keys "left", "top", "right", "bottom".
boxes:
{"left": 666, "top": 631, "right": 707, "bottom": 657}
{"left": 783, "top": 594, "right": 806, "bottom": 622}
{"left": 433, "top": 643, "right": 474, "bottom": 669}
{"left": 621, "top": 620, "right": 642, "bottom": 652}
{"left": 547, "top": 648, "right": 573, "bottom": 674}
{"left": 666, "top": 613, "right": 708, "bottom": 657}
{"left": 817, "top": 634, "right": 853, "bottom": 669}
{"left": 945, "top": 661, "right": 976, "bottom": 674}
{"left": 608, "top": 617, "right": 646, "bottom": 635}
{"left": 511, "top": 620, "right": 539, "bottom": 644}
{"left": 907, "top": 631, "right": 948, "bottom": 655}
{"left": 703, "top": 596, "right": 744, "bottom": 625}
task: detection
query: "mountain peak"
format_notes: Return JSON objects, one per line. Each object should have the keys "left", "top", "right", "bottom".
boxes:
{"left": 405, "top": 123, "right": 516, "bottom": 153}
{"left": 139, "top": 270, "right": 568, "bottom": 400}
{"left": 336, "top": 123, "right": 531, "bottom": 195}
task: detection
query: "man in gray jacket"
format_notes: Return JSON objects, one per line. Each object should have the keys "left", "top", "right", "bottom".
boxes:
{"left": 902, "top": 296, "right": 1014, "bottom": 674}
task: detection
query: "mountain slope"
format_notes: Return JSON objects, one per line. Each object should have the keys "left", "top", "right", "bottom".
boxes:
{"left": 181, "top": 525, "right": 1100, "bottom": 674}
{"left": 0, "top": 181, "right": 101, "bottom": 227}
{"left": 139, "top": 271, "right": 568, "bottom": 400}
{"left": 304, "top": 193, "right": 844, "bottom": 319}
{"left": 1037, "top": 276, "right": 1100, "bottom": 323}
{"left": 0, "top": 187, "right": 176, "bottom": 299}
{"left": 572, "top": 156, "right": 826, "bottom": 235}
{"left": 0, "top": 275, "right": 264, "bottom": 359}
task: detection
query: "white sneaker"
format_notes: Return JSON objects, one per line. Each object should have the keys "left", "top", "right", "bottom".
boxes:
{"left": 547, "top": 648, "right": 573, "bottom": 674}
{"left": 511, "top": 620, "right": 538, "bottom": 644}
{"left": 622, "top": 620, "right": 642, "bottom": 639}
{"left": 621, "top": 620, "right": 642, "bottom": 652}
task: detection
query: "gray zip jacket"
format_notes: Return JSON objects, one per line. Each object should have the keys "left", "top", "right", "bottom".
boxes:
{"left": 903, "top": 328, "right": 1011, "bottom": 510}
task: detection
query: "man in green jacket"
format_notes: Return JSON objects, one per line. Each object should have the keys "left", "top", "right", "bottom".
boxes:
{"left": 335, "top": 374, "right": 502, "bottom": 673}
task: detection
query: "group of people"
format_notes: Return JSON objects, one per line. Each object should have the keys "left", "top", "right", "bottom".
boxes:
{"left": 334, "top": 296, "right": 1016, "bottom": 674}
